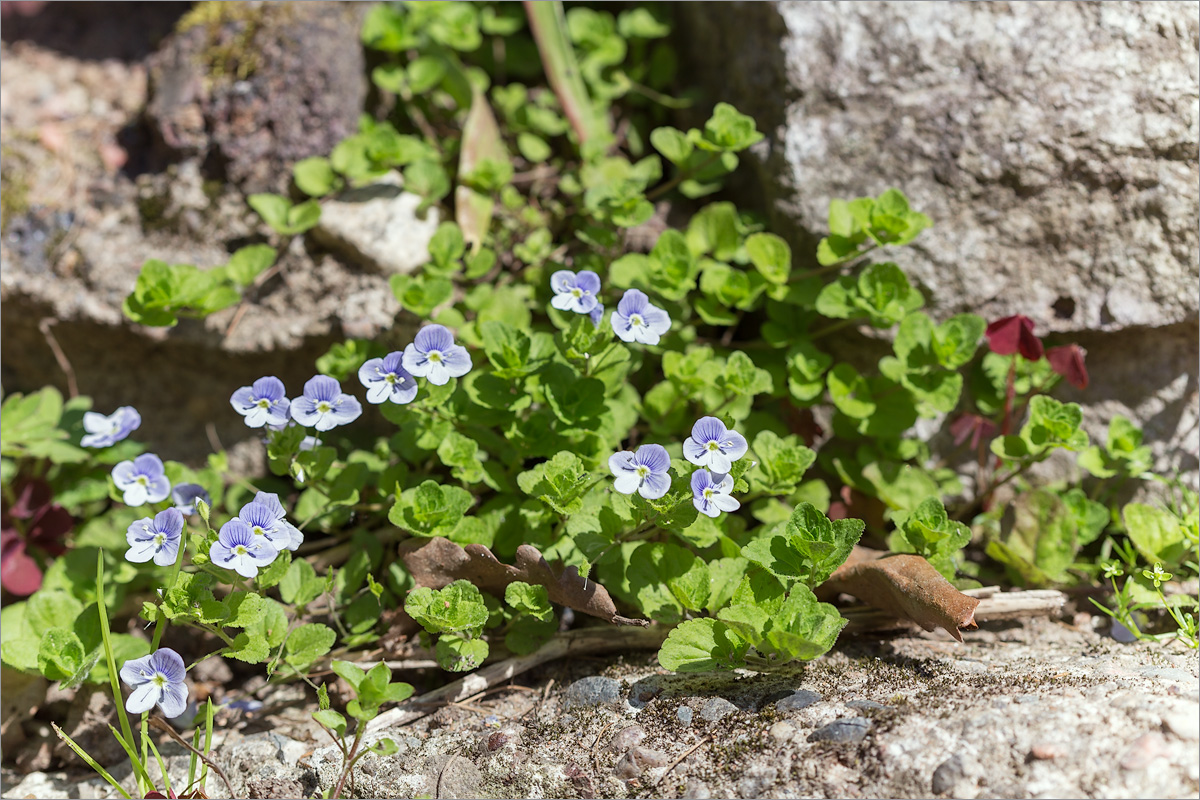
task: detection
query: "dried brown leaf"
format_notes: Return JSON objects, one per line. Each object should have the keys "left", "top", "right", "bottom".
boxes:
{"left": 821, "top": 547, "right": 981, "bottom": 641}
{"left": 401, "top": 538, "right": 649, "bottom": 627}
{"left": 455, "top": 89, "right": 506, "bottom": 250}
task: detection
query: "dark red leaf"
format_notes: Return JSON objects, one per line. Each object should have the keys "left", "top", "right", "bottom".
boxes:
{"left": 26, "top": 504, "right": 73, "bottom": 554}
{"left": 1047, "top": 344, "right": 1088, "bottom": 390}
{"left": 1, "top": 534, "right": 43, "bottom": 596}
{"left": 8, "top": 478, "right": 53, "bottom": 520}
{"left": 985, "top": 315, "right": 1044, "bottom": 361}
{"left": 950, "top": 413, "right": 998, "bottom": 450}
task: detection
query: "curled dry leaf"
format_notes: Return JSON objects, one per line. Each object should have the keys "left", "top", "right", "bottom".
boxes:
{"left": 456, "top": 89, "right": 507, "bottom": 250}
{"left": 820, "top": 547, "right": 981, "bottom": 642}
{"left": 401, "top": 537, "right": 650, "bottom": 627}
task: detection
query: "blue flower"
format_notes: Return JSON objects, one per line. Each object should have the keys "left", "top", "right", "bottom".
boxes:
{"left": 124, "top": 508, "right": 184, "bottom": 567}
{"left": 611, "top": 289, "right": 670, "bottom": 345}
{"left": 171, "top": 484, "right": 210, "bottom": 516}
{"left": 358, "top": 352, "right": 419, "bottom": 405}
{"left": 683, "top": 416, "right": 749, "bottom": 473}
{"left": 210, "top": 519, "right": 278, "bottom": 578}
{"left": 112, "top": 454, "right": 171, "bottom": 507}
{"left": 588, "top": 302, "right": 605, "bottom": 328}
{"left": 236, "top": 491, "right": 303, "bottom": 552}
{"left": 81, "top": 406, "right": 140, "bottom": 448}
{"left": 690, "top": 469, "right": 740, "bottom": 518}
{"left": 119, "top": 648, "right": 189, "bottom": 718}
{"left": 608, "top": 444, "right": 672, "bottom": 499}
{"left": 290, "top": 376, "right": 362, "bottom": 431}
{"left": 402, "top": 324, "right": 472, "bottom": 386}
{"left": 230, "top": 377, "right": 290, "bottom": 429}
{"left": 550, "top": 270, "right": 601, "bottom": 314}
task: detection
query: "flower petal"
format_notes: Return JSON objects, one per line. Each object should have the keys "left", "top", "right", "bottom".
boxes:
{"left": 639, "top": 472, "right": 671, "bottom": 500}
{"left": 414, "top": 324, "right": 454, "bottom": 354}
{"left": 440, "top": 346, "right": 473, "bottom": 378}
{"left": 132, "top": 454, "right": 165, "bottom": 479}
{"left": 635, "top": 444, "right": 670, "bottom": 474}
{"left": 365, "top": 380, "right": 392, "bottom": 404}
{"left": 690, "top": 468, "right": 712, "bottom": 495}
{"left": 251, "top": 376, "right": 285, "bottom": 402}
{"left": 612, "top": 472, "right": 642, "bottom": 495}
{"left": 122, "top": 483, "right": 149, "bottom": 508}
{"left": 550, "top": 270, "right": 576, "bottom": 293}
{"left": 641, "top": 305, "right": 671, "bottom": 336}
{"left": 611, "top": 312, "right": 636, "bottom": 342}
{"left": 111, "top": 461, "right": 137, "bottom": 488}
{"left": 682, "top": 437, "right": 707, "bottom": 465}
{"left": 708, "top": 451, "right": 732, "bottom": 474}
{"left": 357, "top": 358, "right": 385, "bottom": 388}
{"left": 617, "top": 289, "right": 648, "bottom": 317}
{"left": 126, "top": 682, "right": 160, "bottom": 714}
{"left": 302, "top": 375, "right": 340, "bottom": 403}
{"left": 289, "top": 398, "right": 324, "bottom": 427}
{"left": 401, "top": 343, "right": 429, "bottom": 376}
{"left": 145, "top": 477, "right": 172, "bottom": 504}
{"left": 119, "top": 655, "right": 155, "bottom": 687}
{"left": 550, "top": 293, "right": 576, "bottom": 311}
{"left": 151, "top": 649, "right": 187, "bottom": 684}
{"left": 575, "top": 270, "right": 601, "bottom": 295}
{"left": 125, "top": 540, "right": 157, "bottom": 563}
{"left": 721, "top": 431, "right": 749, "bottom": 462}
{"left": 712, "top": 494, "right": 741, "bottom": 513}
{"left": 158, "top": 682, "right": 189, "bottom": 719}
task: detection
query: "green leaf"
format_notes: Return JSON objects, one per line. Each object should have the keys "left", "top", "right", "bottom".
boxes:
{"left": 517, "top": 132, "right": 552, "bottom": 163}
{"left": 280, "top": 558, "right": 325, "bottom": 607}
{"left": 285, "top": 623, "right": 336, "bottom": 671}
{"left": 741, "top": 503, "right": 863, "bottom": 588}
{"left": 721, "top": 351, "right": 772, "bottom": 398}
{"left": 827, "top": 364, "right": 874, "bottom": 419}
{"left": 225, "top": 244, "right": 276, "bottom": 287}
{"left": 505, "top": 582, "right": 553, "bottom": 622}
{"left": 748, "top": 431, "right": 816, "bottom": 494}
{"left": 247, "top": 193, "right": 291, "bottom": 232}
{"left": 931, "top": 314, "right": 985, "bottom": 369}
{"left": 389, "top": 481, "right": 474, "bottom": 537}
{"left": 293, "top": 156, "right": 341, "bottom": 197}
{"left": 517, "top": 450, "right": 590, "bottom": 515}
{"left": 621, "top": 542, "right": 701, "bottom": 625}
{"left": 1123, "top": 503, "right": 1187, "bottom": 568}
{"left": 617, "top": 7, "right": 669, "bottom": 38}
{"left": 650, "top": 126, "right": 693, "bottom": 165}
{"left": 225, "top": 630, "right": 270, "bottom": 664}
{"left": 658, "top": 618, "right": 749, "bottom": 672}
{"left": 755, "top": 583, "right": 847, "bottom": 663}
{"left": 702, "top": 102, "right": 763, "bottom": 151}
{"left": 504, "top": 615, "right": 557, "bottom": 655}
{"left": 405, "top": 580, "right": 489, "bottom": 635}
{"left": 313, "top": 709, "right": 347, "bottom": 738}
{"left": 224, "top": 592, "right": 266, "bottom": 628}
{"left": 744, "top": 232, "right": 791, "bottom": 284}
{"left": 37, "top": 628, "right": 85, "bottom": 681}
{"left": 26, "top": 591, "right": 83, "bottom": 636}
{"left": 1022, "top": 395, "right": 1088, "bottom": 452}
{"left": 331, "top": 660, "right": 367, "bottom": 691}
{"left": 435, "top": 634, "right": 489, "bottom": 672}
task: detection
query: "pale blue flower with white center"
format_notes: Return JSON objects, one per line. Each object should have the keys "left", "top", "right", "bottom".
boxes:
{"left": 611, "top": 289, "right": 671, "bottom": 345}
{"left": 690, "top": 469, "right": 740, "bottom": 518}
{"left": 210, "top": 519, "right": 278, "bottom": 578}
{"left": 683, "top": 416, "right": 749, "bottom": 474}
{"left": 230, "top": 377, "right": 290, "bottom": 428}
{"left": 119, "top": 648, "right": 189, "bottom": 718}
{"left": 550, "top": 270, "right": 601, "bottom": 314}
{"left": 608, "top": 443, "right": 672, "bottom": 499}
{"left": 358, "top": 352, "right": 419, "bottom": 405}
{"left": 112, "top": 454, "right": 171, "bottom": 507}
{"left": 290, "top": 376, "right": 362, "bottom": 432}
{"left": 402, "top": 325, "right": 472, "bottom": 386}
{"left": 171, "top": 483, "right": 210, "bottom": 516}
{"left": 236, "top": 491, "right": 303, "bottom": 552}
{"left": 81, "top": 406, "right": 141, "bottom": 448}
{"left": 124, "top": 508, "right": 184, "bottom": 566}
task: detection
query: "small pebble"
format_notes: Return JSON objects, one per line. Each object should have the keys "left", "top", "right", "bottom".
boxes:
{"left": 677, "top": 706, "right": 694, "bottom": 725}
{"left": 768, "top": 721, "right": 795, "bottom": 741}
{"left": 1030, "top": 743, "right": 1066, "bottom": 760}
{"left": 699, "top": 697, "right": 738, "bottom": 722}
{"left": 608, "top": 724, "right": 646, "bottom": 753}
{"left": 614, "top": 746, "right": 668, "bottom": 779}
{"left": 563, "top": 676, "right": 623, "bottom": 708}
{"left": 807, "top": 717, "right": 870, "bottom": 745}
{"left": 683, "top": 778, "right": 712, "bottom": 799}
{"left": 775, "top": 690, "right": 822, "bottom": 712}
{"left": 1120, "top": 732, "right": 1168, "bottom": 771}
{"left": 931, "top": 755, "right": 964, "bottom": 795}
{"left": 1163, "top": 710, "right": 1200, "bottom": 741}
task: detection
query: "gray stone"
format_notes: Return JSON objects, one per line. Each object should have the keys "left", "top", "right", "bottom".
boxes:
{"left": 311, "top": 172, "right": 440, "bottom": 276}
{"left": 219, "top": 731, "right": 312, "bottom": 799}
{"left": 614, "top": 746, "right": 669, "bottom": 780}
{"left": 932, "top": 755, "right": 965, "bottom": 795}
{"left": 807, "top": 717, "right": 871, "bottom": 745}
{"left": 1138, "top": 667, "right": 1195, "bottom": 684}
{"left": 775, "top": 689, "right": 822, "bottom": 712}
{"left": 679, "top": 1, "right": 1200, "bottom": 482}
{"left": 1163, "top": 710, "right": 1200, "bottom": 741}
{"left": 699, "top": 697, "right": 739, "bottom": 722}
{"left": 683, "top": 778, "right": 712, "bottom": 799}
{"left": 677, "top": 706, "right": 694, "bottom": 725}
{"left": 562, "top": 676, "right": 623, "bottom": 708}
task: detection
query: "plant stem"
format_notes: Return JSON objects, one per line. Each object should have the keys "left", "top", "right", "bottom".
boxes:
{"left": 646, "top": 151, "right": 721, "bottom": 201}
{"left": 809, "top": 318, "right": 854, "bottom": 341}
{"left": 332, "top": 725, "right": 367, "bottom": 800}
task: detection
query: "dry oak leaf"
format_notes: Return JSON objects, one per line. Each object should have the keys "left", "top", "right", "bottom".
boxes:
{"left": 400, "top": 537, "right": 650, "bottom": 627}
{"left": 821, "top": 547, "right": 981, "bottom": 641}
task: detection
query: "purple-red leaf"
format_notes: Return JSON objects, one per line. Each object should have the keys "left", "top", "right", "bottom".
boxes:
{"left": 985, "top": 315, "right": 1043, "bottom": 361}
{"left": 1046, "top": 344, "right": 1088, "bottom": 390}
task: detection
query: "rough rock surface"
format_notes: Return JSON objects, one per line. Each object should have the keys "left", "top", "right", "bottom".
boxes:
{"left": 10, "top": 617, "right": 1194, "bottom": 800}
{"left": 145, "top": 2, "right": 368, "bottom": 194}
{"left": 678, "top": 1, "right": 1200, "bottom": 480}
{"left": 0, "top": 20, "right": 416, "bottom": 465}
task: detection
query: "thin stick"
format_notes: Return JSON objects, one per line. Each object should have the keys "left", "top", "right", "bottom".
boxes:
{"left": 38, "top": 318, "right": 78, "bottom": 398}
{"left": 148, "top": 717, "right": 236, "bottom": 800}
{"left": 365, "top": 626, "right": 667, "bottom": 736}
{"left": 653, "top": 735, "right": 711, "bottom": 790}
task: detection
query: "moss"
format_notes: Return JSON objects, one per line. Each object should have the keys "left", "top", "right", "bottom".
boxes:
{"left": 1, "top": 145, "right": 31, "bottom": 234}
{"left": 175, "top": 1, "right": 268, "bottom": 82}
